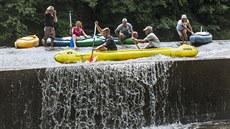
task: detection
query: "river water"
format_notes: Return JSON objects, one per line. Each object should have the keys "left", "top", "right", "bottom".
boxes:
{"left": 1, "top": 41, "right": 230, "bottom": 129}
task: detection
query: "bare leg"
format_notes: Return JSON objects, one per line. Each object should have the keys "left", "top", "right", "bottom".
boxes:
{"left": 178, "top": 31, "right": 184, "bottom": 43}
{"left": 43, "top": 27, "right": 48, "bottom": 47}
{"left": 119, "top": 35, "right": 124, "bottom": 45}
{"left": 96, "top": 47, "right": 107, "bottom": 51}
{"left": 72, "top": 36, "right": 77, "bottom": 48}
{"left": 50, "top": 38, "right": 54, "bottom": 50}
{"left": 94, "top": 45, "right": 107, "bottom": 51}
{"left": 183, "top": 29, "right": 188, "bottom": 43}
{"left": 43, "top": 39, "right": 48, "bottom": 47}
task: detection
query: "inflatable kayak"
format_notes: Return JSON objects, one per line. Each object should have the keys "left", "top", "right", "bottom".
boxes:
{"left": 15, "top": 35, "right": 39, "bottom": 48}
{"left": 54, "top": 44, "right": 198, "bottom": 63}
{"left": 46, "top": 37, "right": 104, "bottom": 47}
{"left": 46, "top": 37, "right": 71, "bottom": 47}
{"left": 190, "top": 32, "right": 212, "bottom": 45}
{"left": 114, "top": 37, "right": 134, "bottom": 45}
{"left": 46, "top": 36, "right": 134, "bottom": 47}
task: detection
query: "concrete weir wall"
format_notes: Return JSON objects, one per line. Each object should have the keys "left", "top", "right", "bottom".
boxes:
{"left": 0, "top": 59, "right": 230, "bottom": 129}
{"left": 0, "top": 69, "right": 45, "bottom": 129}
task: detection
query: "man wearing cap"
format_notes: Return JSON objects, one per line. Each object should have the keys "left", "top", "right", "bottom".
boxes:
{"left": 132, "top": 26, "right": 160, "bottom": 48}
{"left": 176, "top": 14, "right": 194, "bottom": 44}
{"left": 94, "top": 27, "right": 117, "bottom": 51}
{"left": 115, "top": 18, "right": 138, "bottom": 46}
{"left": 43, "top": 6, "right": 58, "bottom": 50}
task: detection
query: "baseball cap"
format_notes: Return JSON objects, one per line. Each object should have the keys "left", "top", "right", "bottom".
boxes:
{"left": 122, "top": 18, "right": 127, "bottom": 23}
{"left": 143, "top": 26, "right": 152, "bottom": 31}
{"left": 181, "top": 14, "right": 187, "bottom": 19}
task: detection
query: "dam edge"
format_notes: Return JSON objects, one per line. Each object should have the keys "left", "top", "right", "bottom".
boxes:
{"left": 0, "top": 59, "right": 230, "bottom": 128}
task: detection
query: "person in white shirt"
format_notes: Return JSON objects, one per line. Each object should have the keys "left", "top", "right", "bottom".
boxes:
{"left": 132, "top": 26, "right": 160, "bottom": 48}
{"left": 176, "top": 14, "right": 194, "bottom": 44}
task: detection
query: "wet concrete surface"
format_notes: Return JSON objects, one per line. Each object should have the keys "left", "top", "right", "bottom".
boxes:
{"left": 0, "top": 40, "right": 230, "bottom": 70}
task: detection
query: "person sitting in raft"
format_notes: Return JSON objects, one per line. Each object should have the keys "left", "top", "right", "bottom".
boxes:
{"left": 114, "top": 18, "right": 138, "bottom": 46}
{"left": 176, "top": 14, "right": 194, "bottom": 44}
{"left": 72, "top": 21, "right": 90, "bottom": 49}
{"left": 93, "top": 27, "right": 117, "bottom": 51}
{"left": 131, "top": 26, "right": 160, "bottom": 48}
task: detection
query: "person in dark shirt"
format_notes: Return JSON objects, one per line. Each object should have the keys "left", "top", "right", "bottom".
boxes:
{"left": 43, "top": 6, "right": 58, "bottom": 50}
{"left": 94, "top": 27, "right": 117, "bottom": 51}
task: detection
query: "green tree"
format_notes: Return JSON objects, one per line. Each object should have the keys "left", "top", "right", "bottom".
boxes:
{"left": 0, "top": 0, "right": 39, "bottom": 45}
{"left": 189, "top": 0, "right": 230, "bottom": 39}
{"left": 0, "top": 0, "right": 230, "bottom": 46}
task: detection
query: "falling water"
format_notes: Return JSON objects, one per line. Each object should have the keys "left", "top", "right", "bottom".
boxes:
{"left": 1, "top": 41, "right": 230, "bottom": 129}
{"left": 39, "top": 61, "right": 173, "bottom": 129}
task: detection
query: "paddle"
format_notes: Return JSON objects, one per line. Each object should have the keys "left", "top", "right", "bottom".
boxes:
{"left": 133, "top": 40, "right": 140, "bottom": 49}
{"left": 69, "top": 11, "right": 72, "bottom": 35}
{"left": 89, "top": 22, "right": 97, "bottom": 62}
{"left": 131, "top": 37, "right": 140, "bottom": 49}
{"left": 69, "top": 11, "right": 74, "bottom": 48}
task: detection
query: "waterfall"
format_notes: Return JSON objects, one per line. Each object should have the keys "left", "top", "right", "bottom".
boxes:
{"left": 1, "top": 59, "right": 229, "bottom": 129}
{"left": 39, "top": 61, "right": 173, "bottom": 129}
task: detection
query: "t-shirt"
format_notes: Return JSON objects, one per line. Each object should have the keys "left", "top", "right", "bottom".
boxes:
{"left": 45, "top": 13, "right": 55, "bottom": 27}
{"left": 115, "top": 23, "right": 133, "bottom": 36}
{"left": 73, "top": 27, "right": 83, "bottom": 37}
{"left": 144, "top": 33, "right": 160, "bottom": 48}
{"left": 176, "top": 19, "right": 190, "bottom": 31}
{"left": 105, "top": 35, "right": 117, "bottom": 50}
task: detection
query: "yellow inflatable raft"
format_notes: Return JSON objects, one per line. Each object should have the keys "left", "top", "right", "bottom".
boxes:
{"left": 54, "top": 44, "right": 198, "bottom": 63}
{"left": 15, "top": 35, "right": 39, "bottom": 48}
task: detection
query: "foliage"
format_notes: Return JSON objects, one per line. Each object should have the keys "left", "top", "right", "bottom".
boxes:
{"left": 0, "top": 0, "right": 39, "bottom": 45}
{"left": 81, "top": 0, "right": 98, "bottom": 8}
{"left": 0, "top": 0, "right": 230, "bottom": 46}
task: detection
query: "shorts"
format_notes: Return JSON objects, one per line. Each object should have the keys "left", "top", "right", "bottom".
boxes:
{"left": 44, "top": 26, "right": 55, "bottom": 40}
{"left": 119, "top": 32, "right": 132, "bottom": 39}
{"left": 73, "top": 35, "right": 85, "bottom": 40}
{"left": 145, "top": 43, "right": 160, "bottom": 48}
{"left": 146, "top": 45, "right": 157, "bottom": 49}
{"left": 107, "top": 47, "right": 117, "bottom": 51}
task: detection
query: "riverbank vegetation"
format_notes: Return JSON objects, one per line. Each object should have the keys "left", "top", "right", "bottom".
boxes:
{"left": 0, "top": 0, "right": 229, "bottom": 46}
